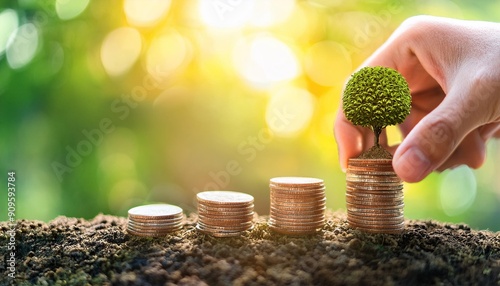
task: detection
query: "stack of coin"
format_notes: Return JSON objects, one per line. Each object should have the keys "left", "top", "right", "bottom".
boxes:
{"left": 127, "top": 204, "right": 184, "bottom": 237}
{"left": 196, "top": 191, "right": 254, "bottom": 237}
{"left": 346, "top": 158, "right": 404, "bottom": 234}
{"left": 268, "top": 177, "right": 326, "bottom": 235}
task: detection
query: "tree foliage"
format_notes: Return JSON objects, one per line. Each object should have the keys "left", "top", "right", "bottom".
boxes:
{"left": 342, "top": 66, "right": 411, "bottom": 145}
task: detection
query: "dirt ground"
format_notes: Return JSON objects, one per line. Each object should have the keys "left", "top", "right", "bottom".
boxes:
{"left": 1, "top": 211, "right": 499, "bottom": 286}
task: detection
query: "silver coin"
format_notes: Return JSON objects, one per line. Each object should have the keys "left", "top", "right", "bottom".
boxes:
{"left": 269, "top": 216, "right": 325, "bottom": 225}
{"left": 196, "top": 224, "right": 252, "bottom": 237}
{"left": 346, "top": 185, "right": 403, "bottom": 192}
{"left": 270, "top": 177, "right": 324, "bottom": 187}
{"left": 268, "top": 226, "right": 320, "bottom": 236}
{"left": 348, "top": 220, "right": 405, "bottom": 230}
{"left": 197, "top": 211, "right": 253, "bottom": 219}
{"left": 127, "top": 225, "right": 182, "bottom": 234}
{"left": 270, "top": 194, "right": 325, "bottom": 202}
{"left": 270, "top": 205, "right": 325, "bottom": 213}
{"left": 128, "top": 204, "right": 183, "bottom": 220}
{"left": 198, "top": 216, "right": 253, "bottom": 226}
{"left": 346, "top": 176, "right": 402, "bottom": 184}
{"left": 270, "top": 197, "right": 326, "bottom": 205}
{"left": 128, "top": 219, "right": 183, "bottom": 228}
{"left": 268, "top": 217, "right": 324, "bottom": 226}
{"left": 268, "top": 221, "right": 323, "bottom": 231}
{"left": 197, "top": 191, "right": 254, "bottom": 205}
{"left": 270, "top": 184, "right": 325, "bottom": 191}
{"left": 346, "top": 201, "right": 405, "bottom": 210}
{"left": 349, "top": 225, "right": 404, "bottom": 234}
{"left": 347, "top": 215, "right": 404, "bottom": 225}
{"left": 197, "top": 204, "right": 254, "bottom": 212}
{"left": 271, "top": 187, "right": 325, "bottom": 194}
{"left": 197, "top": 221, "right": 253, "bottom": 231}
{"left": 126, "top": 226, "right": 182, "bottom": 237}
{"left": 346, "top": 198, "right": 404, "bottom": 206}
{"left": 346, "top": 191, "right": 402, "bottom": 198}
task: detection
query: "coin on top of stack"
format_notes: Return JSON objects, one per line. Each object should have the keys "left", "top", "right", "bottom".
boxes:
{"left": 268, "top": 177, "right": 326, "bottom": 236}
{"left": 196, "top": 191, "right": 254, "bottom": 237}
{"left": 127, "top": 204, "right": 184, "bottom": 237}
{"left": 346, "top": 158, "right": 404, "bottom": 234}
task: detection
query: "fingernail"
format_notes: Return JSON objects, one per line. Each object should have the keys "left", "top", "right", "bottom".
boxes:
{"left": 394, "top": 147, "right": 431, "bottom": 182}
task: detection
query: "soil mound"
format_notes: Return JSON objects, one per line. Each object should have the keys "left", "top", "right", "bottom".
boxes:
{"left": 358, "top": 145, "right": 393, "bottom": 159}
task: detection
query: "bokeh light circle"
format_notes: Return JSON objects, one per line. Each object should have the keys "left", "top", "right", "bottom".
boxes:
{"left": 48, "top": 42, "right": 65, "bottom": 75}
{"left": 124, "top": 0, "right": 171, "bottom": 27}
{"left": 199, "top": 0, "right": 254, "bottom": 29}
{"left": 0, "top": 9, "right": 18, "bottom": 56}
{"left": 146, "top": 30, "right": 190, "bottom": 80}
{"left": 56, "top": 0, "right": 90, "bottom": 20}
{"left": 265, "top": 86, "right": 315, "bottom": 137}
{"left": 100, "top": 27, "right": 142, "bottom": 77}
{"left": 439, "top": 166, "right": 477, "bottom": 217}
{"left": 6, "top": 23, "right": 39, "bottom": 69}
{"left": 233, "top": 34, "right": 300, "bottom": 87}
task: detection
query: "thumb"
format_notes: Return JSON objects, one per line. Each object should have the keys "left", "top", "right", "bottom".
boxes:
{"left": 392, "top": 112, "right": 454, "bottom": 182}
{"left": 393, "top": 79, "right": 491, "bottom": 182}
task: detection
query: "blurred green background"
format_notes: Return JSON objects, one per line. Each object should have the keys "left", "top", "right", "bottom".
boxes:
{"left": 1, "top": 0, "right": 500, "bottom": 231}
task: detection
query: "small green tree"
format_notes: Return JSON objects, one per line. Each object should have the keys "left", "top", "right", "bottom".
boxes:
{"left": 343, "top": 66, "right": 411, "bottom": 147}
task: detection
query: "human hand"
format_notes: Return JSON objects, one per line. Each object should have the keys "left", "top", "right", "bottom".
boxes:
{"left": 335, "top": 15, "right": 500, "bottom": 182}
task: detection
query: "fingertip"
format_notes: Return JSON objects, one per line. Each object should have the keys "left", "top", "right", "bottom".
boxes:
{"left": 392, "top": 107, "right": 462, "bottom": 181}
{"left": 393, "top": 146, "right": 432, "bottom": 183}
{"left": 469, "top": 139, "right": 486, "bottom": 169}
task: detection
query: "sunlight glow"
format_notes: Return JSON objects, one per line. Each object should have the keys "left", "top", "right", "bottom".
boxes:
{"left": 124, "top": 0, "right": 171, "bottom": 27}
{"left": 233, "top": 34, "right": 300, "bottom": 87}
{"left": 100, "top": 27, "right": 142, "bottom": 77}
{"left": 265, "top": 86, "right": 315, "bottom": 137}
